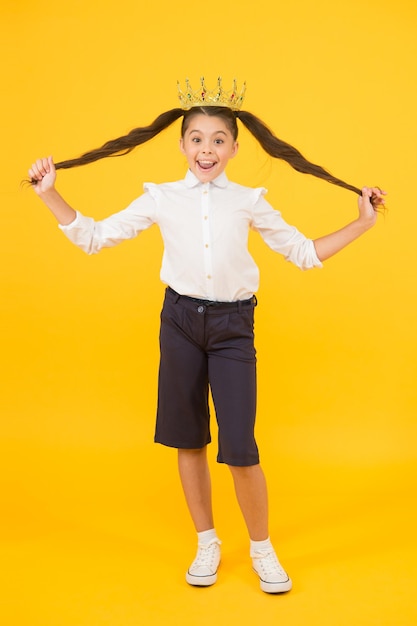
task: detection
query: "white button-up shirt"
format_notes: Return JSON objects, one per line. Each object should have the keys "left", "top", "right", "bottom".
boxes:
{"left": 60, "top": 170, "right": 322, "bottom": 301}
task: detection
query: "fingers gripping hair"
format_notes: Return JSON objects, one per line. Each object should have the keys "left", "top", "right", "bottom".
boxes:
{"left": 236, "top": 110, "right": 362, "bottom": 196}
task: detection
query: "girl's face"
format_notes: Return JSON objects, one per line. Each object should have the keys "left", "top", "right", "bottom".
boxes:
{"left": 180, "top": 113, "right": 239, "bottom": 183}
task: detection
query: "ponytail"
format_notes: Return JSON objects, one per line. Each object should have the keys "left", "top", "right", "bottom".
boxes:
{"left": 236, "top": 110, "right": 362, "bottom": 196}
{"left": 53, "top": 108, "right": 184, "bottom": 172}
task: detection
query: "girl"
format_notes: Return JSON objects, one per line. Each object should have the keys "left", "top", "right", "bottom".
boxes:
{"left": 28, "top": 78, "right": 385, "bottom": 594}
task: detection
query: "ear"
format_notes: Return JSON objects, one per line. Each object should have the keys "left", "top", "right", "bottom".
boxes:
{"left": 231, "top": 141, "right": 239, "bottom": 158}
{"left": 179, "top": 137, "right": 185, "bottom": 155}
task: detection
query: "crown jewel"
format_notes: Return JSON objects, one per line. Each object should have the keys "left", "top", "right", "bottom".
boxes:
{"left": 177, "top": 77, "right": 246, "bottom": 111}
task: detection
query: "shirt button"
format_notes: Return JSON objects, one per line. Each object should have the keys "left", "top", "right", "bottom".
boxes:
{"left": 207, "top": 275, "right": 212, "bottom": 279}
{"left": 204, "top": 216, "right": 208, "bottom": 220}
{"left": 197, "top": 305, "right": 205, "bottom": 314}
{"left": 205, "top": 244, "right": 209, "bottom": 248}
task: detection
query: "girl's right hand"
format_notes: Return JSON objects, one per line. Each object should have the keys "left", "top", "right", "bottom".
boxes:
{"left": 28, "top": 156, "right": 56, "bottom": 195}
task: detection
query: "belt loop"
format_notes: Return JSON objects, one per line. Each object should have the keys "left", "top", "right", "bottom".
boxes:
{"left": 238, "top": 300, "right": 242, "bottom": 313}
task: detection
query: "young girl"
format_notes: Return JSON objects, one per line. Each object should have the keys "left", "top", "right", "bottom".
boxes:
{"left": 28, "top": 78, "right": 385, "bottom": 594}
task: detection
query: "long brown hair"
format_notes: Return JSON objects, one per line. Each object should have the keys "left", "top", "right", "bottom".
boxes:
{"left": 34, "top": 105, "right": 362, "bottom": 196}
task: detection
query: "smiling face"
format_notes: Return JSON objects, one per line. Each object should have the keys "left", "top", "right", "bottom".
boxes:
{"left": 180, "top": 112, "right": 239, "bottom": 183}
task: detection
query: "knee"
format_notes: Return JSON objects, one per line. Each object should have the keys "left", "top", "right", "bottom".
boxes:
{"left": 178, "top": 446, "right": 208, "bottom": 462}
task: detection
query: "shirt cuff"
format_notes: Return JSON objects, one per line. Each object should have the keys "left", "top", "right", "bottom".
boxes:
{"left": 311, "top": 241, "right": 323, "bottom": 268}
{"left": 58, "top": 210, "right": 81, "bottom": 231}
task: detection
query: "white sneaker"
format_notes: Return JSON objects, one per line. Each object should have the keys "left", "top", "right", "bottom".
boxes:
{"left": 186, "top": 538, "right": 221, "bottom": 586}
{"left": 251, "top": 549, "right": 292, "bottom": 593}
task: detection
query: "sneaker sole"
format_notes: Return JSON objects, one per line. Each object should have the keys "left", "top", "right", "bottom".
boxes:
{"left": 255, "top": 571, "right": 293, "bottom": 594}
{"left": 186, "top": 571, "right": 218, "bottom": 586}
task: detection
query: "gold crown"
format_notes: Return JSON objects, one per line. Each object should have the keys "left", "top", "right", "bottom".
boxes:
{"left": 177, "top": 77, "right": 246, "bottom": 111}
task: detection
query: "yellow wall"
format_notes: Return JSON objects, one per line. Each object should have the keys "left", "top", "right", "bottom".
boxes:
{"left": 1, "top": 1, "right": 417, "bottom": 624}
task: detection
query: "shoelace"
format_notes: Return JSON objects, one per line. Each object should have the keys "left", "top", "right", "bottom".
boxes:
{"left": 252, "top": 550, "right": 286, "bottom": 577}
{"left": 192, "top": 540, "right": 221, "bottom": 569}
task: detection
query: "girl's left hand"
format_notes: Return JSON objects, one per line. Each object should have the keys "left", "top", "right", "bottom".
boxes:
{"left": 358, "top": 186, "right": 387, "bottom": 227}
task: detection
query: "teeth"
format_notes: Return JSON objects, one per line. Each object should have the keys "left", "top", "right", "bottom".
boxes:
{"left": 198, "top": 160, "right": 216, "bottom": 169}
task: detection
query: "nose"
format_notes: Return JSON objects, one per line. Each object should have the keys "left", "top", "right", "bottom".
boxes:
{"left": 200, "top": 141, "right": 212, "bottom": 153}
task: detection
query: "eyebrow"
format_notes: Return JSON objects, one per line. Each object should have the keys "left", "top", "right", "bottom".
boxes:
{"left": 189, "top": 129, "right": 228, "bottom": 136}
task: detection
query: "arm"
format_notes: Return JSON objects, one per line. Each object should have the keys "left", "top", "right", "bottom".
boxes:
{"left": 28, "top": 156, "right": 76, "bottom": 225}
{"left": 28, "top": 156, "right": 157, "bottom": 255}
{"left": 313, "top": 187, "right": 386, "bottom": 262}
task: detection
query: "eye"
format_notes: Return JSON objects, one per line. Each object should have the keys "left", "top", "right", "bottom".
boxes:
{"left": 192, "top": 137, "right": 201, "bottom": 143}
{"left": 214, "top": 139, "right": 224, "bottom": 144}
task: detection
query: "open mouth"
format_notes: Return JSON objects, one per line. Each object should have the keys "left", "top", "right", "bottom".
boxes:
{"left": 197, "top": 160, "right": 217, "bottom": 171}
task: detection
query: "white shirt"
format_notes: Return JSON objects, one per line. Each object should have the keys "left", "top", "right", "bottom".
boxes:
{"left": 60, "top": 170, "right": 322, "bottom": 301}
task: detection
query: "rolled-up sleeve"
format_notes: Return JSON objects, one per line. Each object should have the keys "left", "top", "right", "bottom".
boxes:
{"left": 59, "top": 191, "right": 157, "bottom": 254}
{"left": 251, "top": 196, "right": 322, "bottom": 270}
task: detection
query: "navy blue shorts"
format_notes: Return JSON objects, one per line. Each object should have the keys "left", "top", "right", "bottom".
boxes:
{"left": 154, "top": 287, "right": 259, "bottom": 466}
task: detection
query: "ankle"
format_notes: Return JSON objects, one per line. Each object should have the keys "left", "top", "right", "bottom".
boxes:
{"left": 250, "top": 537, "right": 273, "bottom": 557}
{"left": 197, "top": 528, "right": 220, "bottom": 545}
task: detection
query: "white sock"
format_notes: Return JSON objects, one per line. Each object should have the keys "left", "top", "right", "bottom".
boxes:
{"left": 197, "top": 528, "right": 219, "bottom": 545}
{"left": 250, "top": 537, "right": 273, "bottom": 557}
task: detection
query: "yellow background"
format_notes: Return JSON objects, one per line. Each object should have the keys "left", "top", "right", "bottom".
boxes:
{"left": 1, "top": 0, "right": 416, "bottom": 624}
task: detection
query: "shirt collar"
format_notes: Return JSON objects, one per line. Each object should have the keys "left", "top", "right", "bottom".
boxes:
{"left": 184, "top": 169, "right": 229, "bottom": 189}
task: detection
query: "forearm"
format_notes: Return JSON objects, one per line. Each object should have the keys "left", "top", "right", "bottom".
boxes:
{"left": 313, "top": 218, "right": 373, "bottom": 262}
{"left": 37, "top": 188, "right": 77, "bottom": 226}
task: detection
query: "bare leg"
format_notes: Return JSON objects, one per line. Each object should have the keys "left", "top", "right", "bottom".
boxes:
{"left": 228, "top": 463, "right": 269, "bottom": 541}
{"left": 178, "top": 447, "right": 214, "bottom": 532}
